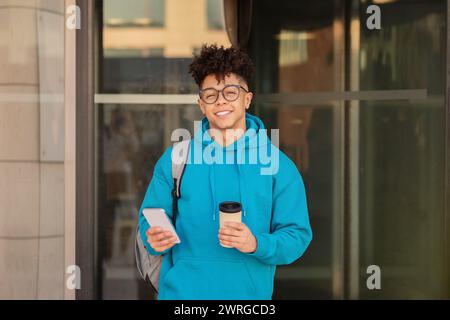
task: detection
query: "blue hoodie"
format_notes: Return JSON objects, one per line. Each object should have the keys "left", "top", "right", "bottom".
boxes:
{"left": 138, "top": 113, "right": 312, "bottom": 300}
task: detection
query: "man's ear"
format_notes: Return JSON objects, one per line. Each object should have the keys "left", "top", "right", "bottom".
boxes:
{"left": 245, "top": 92, "right": 254, "bottom": 109}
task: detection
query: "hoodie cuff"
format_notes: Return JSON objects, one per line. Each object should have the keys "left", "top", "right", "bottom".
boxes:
{"left": 246, "top": 232, "right": 272, "bottom": 260}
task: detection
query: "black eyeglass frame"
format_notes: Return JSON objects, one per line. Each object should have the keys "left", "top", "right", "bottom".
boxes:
{"left": 198, "top": 84, "right": 249, "bottom": 104}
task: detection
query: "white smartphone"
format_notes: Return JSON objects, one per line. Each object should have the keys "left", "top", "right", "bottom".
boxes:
{"left": 143, "top": 208, "right": 181, "bottom": 244}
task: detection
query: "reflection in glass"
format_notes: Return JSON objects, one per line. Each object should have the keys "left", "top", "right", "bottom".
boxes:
{"left": 250, "top": 0, "right": 339, "bottom": 299}
{"left": 97, "top": 0, "right": 230, "bottom": 299}
{"left": 98, "top": 104, "right": 202, "bottom": 299}
{"left": 358, "top": 1, "right": 446, "bottom": 299}
{"left": 95, "top": 0, "right": 448, "bottom": 300}
{"left": 207, "top": 0, "right": 225, "bottom": 30}
{"left": 104, "top": 0, "right": 165, "bottom": 27}
{"left": 249, "top": 0, "right": 447, "bottom": 299}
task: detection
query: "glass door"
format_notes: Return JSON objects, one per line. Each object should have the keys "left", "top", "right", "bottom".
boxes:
{"left": 248, "top": 0, "right": 448, "bottom": 299}
{"left": 356, "top": 0, "right": 447, "bottom": 299}
{"left": 91, "top": 0, "right": 449, "bottom": 299}
{"left": 249, "top": 0, "right": 346, "bottom": 299}
{"left": 95, "top": 0, "right": 231, "bottom": 299}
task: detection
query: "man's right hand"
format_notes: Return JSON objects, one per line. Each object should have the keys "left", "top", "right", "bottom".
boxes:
{"left": 146, "top": 227, "right": 177, "bottom": 252}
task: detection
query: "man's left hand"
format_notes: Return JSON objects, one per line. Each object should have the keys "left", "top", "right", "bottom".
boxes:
{"left": 218, "top": 222, "right": 257, "bottom": 253}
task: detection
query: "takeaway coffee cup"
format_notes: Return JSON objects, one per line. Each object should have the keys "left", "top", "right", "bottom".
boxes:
{"left": 219, "top": 201, "right": 242, "bottom": 248}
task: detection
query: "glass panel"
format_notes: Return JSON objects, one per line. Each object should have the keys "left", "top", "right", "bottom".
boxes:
{"left": 102, "top": 0, "right": 230, "bottom": 93}
{"left": 357, "top": 0, "right": 447, "bottom": 299}
{"left": 96, "top": 0, "right": 448, "bottom": 300}
{"left": 207, "top": 0, "right": 225, "bottom": 30}
{"left": 97, "top": 104, "right": 202, "bottom": 299}
{"left": 249, "top": 0, "right": 448, "bottom": 299}
{"left": 249, "top": 0, "right": 343, "bottom": 299}
{"left": 97, "top": 0, "right": 230, "bottom": 299}
{"left": 104, "top": 0, "right": 165, "bottom": 27}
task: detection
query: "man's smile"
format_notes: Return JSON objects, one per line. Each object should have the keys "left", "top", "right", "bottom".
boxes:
{"left": 214, "top": 110, "right": 233, "bottom": 118}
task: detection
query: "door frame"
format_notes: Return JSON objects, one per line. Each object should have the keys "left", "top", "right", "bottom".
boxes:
{"left": 75, "top": 0, "right": 98, "bottom": 300}
{"left": 444, "top": 0, "right": 450, "bottom": 300}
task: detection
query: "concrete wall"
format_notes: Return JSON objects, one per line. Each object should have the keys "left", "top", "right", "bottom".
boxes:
{"left": 0, "top": 0, "right": 67, "bottom": 299}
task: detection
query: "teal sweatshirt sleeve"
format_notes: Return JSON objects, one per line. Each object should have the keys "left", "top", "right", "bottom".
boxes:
{"left": 247, "top": 156, "right": 313, "bottom": 265}
{"left": 138, "top": 147, "right": 174, "bottom": 256}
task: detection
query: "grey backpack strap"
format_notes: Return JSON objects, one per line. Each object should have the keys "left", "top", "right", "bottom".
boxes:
{"left": 171, "top": 139, "right": 191, "bottom": 222}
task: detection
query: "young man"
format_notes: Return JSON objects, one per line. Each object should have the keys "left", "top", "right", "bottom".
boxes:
{"left": 138, "top": 44, "right": 312, "bottom": 300}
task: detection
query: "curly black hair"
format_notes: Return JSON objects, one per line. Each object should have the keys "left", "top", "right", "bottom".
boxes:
{"left": 189, "top": 44, "right": 255, "bottom": 88}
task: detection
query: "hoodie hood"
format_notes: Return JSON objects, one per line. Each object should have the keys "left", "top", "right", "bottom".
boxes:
{"left": 193, "top": 112, "right": 270, "bottom": 221}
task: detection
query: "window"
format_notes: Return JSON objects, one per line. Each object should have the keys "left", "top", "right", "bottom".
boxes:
{"left": 104, "top": 0, "right": 165, "bottom": 27}
{"left": 207, "top": 0, "right": 225, "bottom": 30}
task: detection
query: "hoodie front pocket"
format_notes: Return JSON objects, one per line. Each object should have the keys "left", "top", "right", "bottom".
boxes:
{"left": 161, "top": 257, "right": 257, "bottom": 300}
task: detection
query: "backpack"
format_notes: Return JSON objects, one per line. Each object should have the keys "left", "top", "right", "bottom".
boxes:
{"left": 135, "top": 139, "right": 191, "bottom": 296}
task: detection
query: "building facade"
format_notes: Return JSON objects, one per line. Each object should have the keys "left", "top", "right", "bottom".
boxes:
{"left": 0, "top": 0, "right": 449, "bottom": 300}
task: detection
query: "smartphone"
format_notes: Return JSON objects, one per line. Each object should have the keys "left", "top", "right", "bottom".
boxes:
{"left": 142, "top": 208, "right": 181, "bottom": 244}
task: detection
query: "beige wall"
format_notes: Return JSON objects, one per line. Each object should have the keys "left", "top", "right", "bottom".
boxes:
{"left": 0, "top": 0, "right": 69, "bottom": 299}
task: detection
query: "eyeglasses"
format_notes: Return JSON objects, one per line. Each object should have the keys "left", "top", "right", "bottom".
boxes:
{"left": 199, "top": 84, "right": 249, "bottom": 104}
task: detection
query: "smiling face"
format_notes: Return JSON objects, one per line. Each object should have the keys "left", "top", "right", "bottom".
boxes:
{"left": 198, "top": 73, "right": 253, "bottom": 134}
